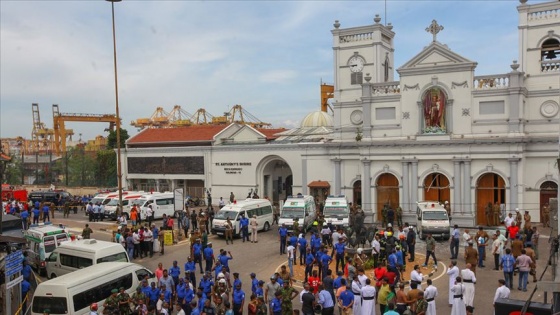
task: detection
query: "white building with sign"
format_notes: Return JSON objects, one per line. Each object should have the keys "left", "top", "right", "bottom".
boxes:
{"left": 123, "top": 0, "right": 560, "bottom": 227}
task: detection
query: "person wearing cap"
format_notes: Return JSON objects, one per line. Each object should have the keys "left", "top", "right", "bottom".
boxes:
{"left": 406, "top": 226, "right": 416, "bottom": 262}
{"left": 255, "top": 280, "right": 265, "bottom": 298}
{"left": 265, "top": 276, "right": 281, "bottom": 304}
{"left": 515, "top": 208, "right": 523, "bottom": 228}
{"left": 131, "top": 287, "right": 146, "bottom": 310}
{"left": 232, "top": 281, "right": 246, "bottom": 315}
{"left": 185, "top": 256, "right": 197, "bottom": 285}
{"left": 250, "top": 273, "right": 259, "bottom": 295}
{"left": 219, "top": 249, "right": 233, "bottom": 269}
{"left": 204, "top": 242, "right": 215, "bottom": 272}
{"left": 117, "top": 286, "right": 131, "bottom": 314}
{"left": 192, "top": 238, "right": 204, "bottom": 274}
{"left": 240, "top": 213, "right": 250, "bottom": 243}
{"left": 103, "top": 288, "right": 120, "bottom": 313}
{"left": 249, "top": 214, "right": 259, "bottom": 243}
{"left": 278, "top": 224, "right": 288, "bottom": 255}
{"left": 169, "top": 261, "right": 181, "bottom": 286}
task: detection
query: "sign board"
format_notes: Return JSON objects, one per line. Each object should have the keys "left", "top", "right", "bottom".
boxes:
{"left": 5, "top": 251, "right": 22, "bottom": 278}
{"left": 174, "top": 188, "right": 184, "bottom": 212}
{"left": 6, "top": 275, "right": 22, "bottom": 290}
{"left": 164, "top": 230, "right": 173, "bottom": 246}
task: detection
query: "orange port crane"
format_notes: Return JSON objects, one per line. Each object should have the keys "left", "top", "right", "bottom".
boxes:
{"left": 321, "top": 82, "right": 334, "bottom": 113}
{"left": 52, "top": 104, "right": 119, "bottom": 155}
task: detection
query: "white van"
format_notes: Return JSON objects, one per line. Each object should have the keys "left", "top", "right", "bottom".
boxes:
{"left": 32, "top": 262, "right": 155, "bottom": 315}
{"left": 104, "top": 193, "right": 145, "bottom": 220}
{"left": 132, "top": 192, "right": 174, "bottom": 220}
{"left": 278, "top": 195, "right": 316, "bottom": 232}
{"left": 212, "top": 199, "right": 273, "bottom": 237}
{"left": 46, "top": 239, "right": 129, "bottom": 279}
{"left": 416, "top": 201, "right": 451, "bottom": 240}
{"left": 323, "top": 195, "right": 350, "bottom": 228}
{"left": 24, "top": 223, "right": 70, "bottom": 276}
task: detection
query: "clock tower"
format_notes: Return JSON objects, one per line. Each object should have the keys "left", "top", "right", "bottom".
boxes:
{"left": 331, "top": 14, "right": 396, "bottom": 104}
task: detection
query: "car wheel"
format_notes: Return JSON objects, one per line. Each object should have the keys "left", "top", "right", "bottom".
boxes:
{"left": 264, "top": 222, "right": 270, "bottom": 232}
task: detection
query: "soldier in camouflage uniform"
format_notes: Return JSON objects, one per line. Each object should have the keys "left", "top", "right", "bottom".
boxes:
{"left": 292, "top": 218, "right": 299, "bottom": 235}
{"left": 131, "top": 286, "right": 147, "bottom": 310}
{"left": 396, "top": 205, "right": 403, "bottom": 227}
{"left": 279, "top": 281, "right": 298, "bottom": 315}
{"left": 214, "top": 295, "right": 227, "bottom": 315}
{"left": 103, "top": 289, "right": 120, "bottom": 314}
{"left": 256, "top": 296, "right": 267, "bottom": 315}
{"left": 118, "top": 287, "right": 131, "bottom": 315}
{"left": 382, "top": 204, "right": 389, "bottom": 228}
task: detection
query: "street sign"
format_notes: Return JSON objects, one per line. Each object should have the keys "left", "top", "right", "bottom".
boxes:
{"left": 5, "top": 250, "right": 22, "bottom": 278}
{"left": 5, "top": 275, "right": 22, "bottom": 290}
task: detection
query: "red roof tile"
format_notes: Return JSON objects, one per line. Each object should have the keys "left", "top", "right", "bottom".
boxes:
{"left": 127, "top": 125, "right": 228, "bottom": 145}
{"left": 256, "top": 128, "right": 288, "bottom": 140}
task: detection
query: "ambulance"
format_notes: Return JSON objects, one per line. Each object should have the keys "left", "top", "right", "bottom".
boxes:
{"left": 24, "top": 223, "right": 71, "bottom": 276}
{"left": 278, "top": 195, "right": 316, "bottom": 233}
{"left": 323, "top": 195, "right": 350, "bottom": 228}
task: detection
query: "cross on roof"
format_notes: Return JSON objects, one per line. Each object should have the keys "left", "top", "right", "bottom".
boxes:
{"left": 425, "top": 19, "right": 444, "bottom": 42}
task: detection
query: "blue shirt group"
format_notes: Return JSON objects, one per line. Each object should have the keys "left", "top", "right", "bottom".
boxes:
{"left": 289, "top": 235, "right": 298, "bottom": 246}
{"left": 279, "top": 227, "right": 288, "bottom": 237}
{"left": 193, "top": 243, "right": 202, "bottom": 256}
{"left": 233, "top": 288, "right": 246, "bottom": 304}
{"left": 305, "top": 253, "right": 315, "bottom": 265}
{"left": 270, "top": 297, "right": 282, "bottom": 313}
{"left": 298, "top": 237, "right": 307, "bottom": 251}
{"left": 219, "top": 254, "right": 232, "bottom": 268}
{"left": 203, "top": 247, "right": 214, "bottom": 260}
{"left": 169, "top": 265, "right": 181, "bottom": 278}
{"left": 185, "top": 261, "right": 196, "bottom": 273}
{"left": 334, "top": 242, "right": 346, "bottom": 255}
{"left": 240, "top": 217, "right": 249, "bottom": 228}
{"left": 501, "top": 254, "right": 515, "bottom": 272}
{"left": 339, "top": 290, "right": 355, "bottom": 307}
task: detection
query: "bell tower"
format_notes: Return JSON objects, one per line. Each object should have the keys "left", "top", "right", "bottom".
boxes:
{"left": 331, "top": 14, "right": 396, "bottom": 104}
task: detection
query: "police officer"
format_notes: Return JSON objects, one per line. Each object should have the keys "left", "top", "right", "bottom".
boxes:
{"left": 232, "top": 283, "right": 246, "bottom": 315}
{"left": 279, "top": 224, "right": 288, "bottom": 255}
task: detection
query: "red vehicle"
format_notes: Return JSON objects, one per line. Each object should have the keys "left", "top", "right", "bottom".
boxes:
{"left": 2, "top": 184, "right": 28, "bottom": 203}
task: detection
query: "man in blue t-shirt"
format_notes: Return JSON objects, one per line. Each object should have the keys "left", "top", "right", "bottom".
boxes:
{"left": 337, "top": 286, "right": 355, "bottom": 313}
{"left": 320, "top": 248, "right": 332, "bottom": 279}
{"left": 218, "top": 249, "right": 233, "bottom": 268}
{"left": 169, "top": 261, "right": 181, "bottom": 286}
{"left": 20, "top": 209, "right": 29, "bottom": 230}
{"left": 42, "top": 204, "right": 50, "bottom": 222}
{"left": 239, "top": 214, "right": 250, "bottom": 243}
{"left": 298, "top": 235, "right": 308, "bottom": 265}
{"left": 185, "top": 257, "right": 197, "bottom": 285}
{"left": 232, "top": 283, "right": 245, "bottom": 315}
{"left": 334, "top": 238, "right": 346, "bottom": 273}
{"left": 304, "top": 248, "right": 315, "bottom": 283}
{"left": 192, "top": 239, "right": 204, "bottom": 274}
{"left": 203, "top": 243, "right": 215, "bottom": 272}
{"left": 270, "top": 291, "right": 282, "bottom": 315}
{"left": 278, "top": 224, "right": 288, "bottom": 255}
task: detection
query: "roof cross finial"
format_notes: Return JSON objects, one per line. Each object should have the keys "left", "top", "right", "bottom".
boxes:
{"left": 425, "top": 19, "right": 444, "bottom": 42}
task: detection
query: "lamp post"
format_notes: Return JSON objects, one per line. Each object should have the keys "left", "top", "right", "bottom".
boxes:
{"left": 107, "top": 0, "right": 123, "bottom": 215}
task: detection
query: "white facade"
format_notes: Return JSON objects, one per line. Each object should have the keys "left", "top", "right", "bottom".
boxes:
{"left": 122, "top": 0, "right": 560, "bottom": 227}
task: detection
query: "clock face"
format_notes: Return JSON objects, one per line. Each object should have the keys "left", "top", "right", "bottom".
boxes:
{"left": 348, "top": 56, "right": 365, "bottom": 73}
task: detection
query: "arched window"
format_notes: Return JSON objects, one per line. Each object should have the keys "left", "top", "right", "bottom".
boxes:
{"left": 541, "top": 38, "right": 560, "bottom": 72}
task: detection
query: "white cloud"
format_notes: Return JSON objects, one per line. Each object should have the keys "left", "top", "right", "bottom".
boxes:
{"left": 259, "top": 70, "right": 298, "bottom": 84}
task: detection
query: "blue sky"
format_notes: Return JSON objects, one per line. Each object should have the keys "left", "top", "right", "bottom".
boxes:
{"left": 0, "top": 0, "right": 537, "bottom": 142}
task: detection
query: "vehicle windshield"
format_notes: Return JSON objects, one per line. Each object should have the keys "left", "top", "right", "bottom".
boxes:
{"left": 90, "top": 197, "right": 104, "bottom": 205}
{"left": 423, "top": 211, "right": 449, "bottom": 220}
{"left": 281, "top": 207, "right": 304, "bottom": 219}
{"left": 106, "top": 199, "right": 119, "bottom": 206}
{"left": 214, "top": 211, "right": 238, "bottom": 220}
{"left": 32, "top": 296, "right": 67, "bottom": 314}
{"left": 323, "top": 207, "right": 349, "bottom": 216}
{"left": 132, "top": 199, "right": 147, "bottom": 207}
{"left": 44, "top": 236, "right": 56, "bottom": 253}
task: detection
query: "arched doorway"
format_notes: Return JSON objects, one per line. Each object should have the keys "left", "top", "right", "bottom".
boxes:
{"left": 423, "top": 173, "right": 451, "bottom": 204}
{"left": 259, "top": 158, "right": 293, "bottom": 206}
{"left": 476, "top": 173, "right": 506, "bottom": 225}
{"left": 376, "top": 173, "right": 399, "bottom": 222}
{"left": 540, "top": 181, "right": 557, "bottom": 223}
{"left": 353, "top": 181, "right": 362, "bottom": 207}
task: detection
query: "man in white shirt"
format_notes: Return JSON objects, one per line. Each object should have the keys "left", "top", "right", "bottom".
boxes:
{"left": 462, "top": 229, "right": 472, "bottom": 253}
{"left": 371, "top": 235, "right": 381, "bottom": 267}
{"left": 447, "top": 261, "right": 460, "bottom": 306}
{"left": 424, "top": 279, "right": 438, "bottom": 315}
{"left": 493, "top": 279, "right": 510, "bottom": 311}
{"left": 287, "top": 243, "right": 295, "bottom": 277}
{"left": 218, "top": 197, "right": 225, "bottom": 209}
{"left": 143, "top": 226, "right": 154, "bottom": 258}
{"left": 410, "top": 264, "right": 424, "bottom": 286}
{"left": 492, "top": 234, "right": 504, "bottom": 271}
{"left": 460, "top": 264, "right": 476, "bottom": 308}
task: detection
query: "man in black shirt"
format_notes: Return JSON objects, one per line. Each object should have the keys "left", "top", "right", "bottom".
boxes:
{"left": 301, "top": 283, "right": 316, "bottom": 315}
{"left": 407, "top": 227, "right": 416, "bottom": 262}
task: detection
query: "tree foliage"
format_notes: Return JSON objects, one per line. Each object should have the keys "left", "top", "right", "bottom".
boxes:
{"left": 107, "top": 128, "right": 130, "bottom": 149}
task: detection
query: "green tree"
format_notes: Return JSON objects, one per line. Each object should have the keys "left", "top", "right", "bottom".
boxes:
{"left": 106, "top": 128, "right": 129, "bottom": 149}
{"left": 3, "top": 154, "right": 22, "bottom": 185}
{"left": 96, "top": 150, "right": 117, "bottom": 187}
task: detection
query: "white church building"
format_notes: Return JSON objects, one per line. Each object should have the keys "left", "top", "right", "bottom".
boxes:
{"left": 122, "top": 0, "right": 560, "bottom": 227}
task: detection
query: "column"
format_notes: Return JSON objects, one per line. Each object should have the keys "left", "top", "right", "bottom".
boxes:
{"left": 301, "top": 159, "right": 308, "bottom": 195}
{"left": 362, "top": 160, "right": 372, "bottom": 215}
{"left": 453, "top": 161, "right": 461, "bottom": 215}
{"left": 411, "top": 161, "right": 418, "bottom": 206}
{"left": 509, "top": 158, "right": 519, "bottom": 210}
{"left": 463, "top": 161, "right": 472, "bottom": 216}
{"left": 402, "top": 162, "right": 409, "bottom": 212}
{"left": 334, "top": 159, "right": 342, "bottom": 195}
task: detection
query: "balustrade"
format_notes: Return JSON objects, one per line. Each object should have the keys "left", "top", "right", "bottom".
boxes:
{"left": 473, "top": 75, "right": 509, "bottom": 90}
{"left": 541, "top": 60, "right": 560, "bottom": 72}
{"left": 528, "top": 8, "right": 559, "bottom": 21}
{"left": 371, "top": 82, "right": 400, "bottom": 95}
{"left": 339, "top": 32, "right": 374, "bottom": 43}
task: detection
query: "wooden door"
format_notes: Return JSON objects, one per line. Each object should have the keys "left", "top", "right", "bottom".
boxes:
{"left": 376, "top": 174, "right": 399, "bottom": 221}
{"left": 540, "top": 181, "right": 558, "bottom": 223}
{"left": 476, "top": 173, "right": 506, "bottom": 225}
{"left": 423, "top": 173, "right": 450, "bottom": 204}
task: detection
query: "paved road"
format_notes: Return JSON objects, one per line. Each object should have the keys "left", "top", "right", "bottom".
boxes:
{"left": 44, "top": 212, "right": 556, "bottom": 313}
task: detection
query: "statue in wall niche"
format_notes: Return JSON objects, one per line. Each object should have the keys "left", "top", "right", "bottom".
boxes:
{"left": 423, "top": 88, "right": 447, "bottom": 134}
